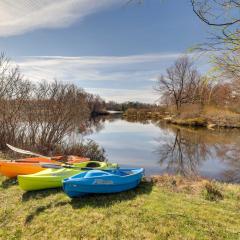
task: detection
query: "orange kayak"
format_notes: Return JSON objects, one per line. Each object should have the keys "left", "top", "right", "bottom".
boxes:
{"left": 16, "top": 156, "right": 61, "bottom": 163}
{"left": 0, "top": 156, "right": 89, "bottom": 178}
{"left": 0, "top": 161, "right": 45, "bottom": 178}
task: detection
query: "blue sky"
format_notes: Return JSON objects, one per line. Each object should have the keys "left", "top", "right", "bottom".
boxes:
{"left": 0, "top": 0, "right": 210, "bottom": 103}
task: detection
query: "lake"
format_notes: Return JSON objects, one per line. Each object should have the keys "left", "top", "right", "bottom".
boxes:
{"left": 86, "top": 117, "right": 240, "bottom": 183}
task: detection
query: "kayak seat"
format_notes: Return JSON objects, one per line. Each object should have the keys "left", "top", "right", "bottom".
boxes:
{"left": 84, "top": 170, "right": 112, "bottom": 178}
{"left": 85, "top": 162, "right": 101, "bottom": 168}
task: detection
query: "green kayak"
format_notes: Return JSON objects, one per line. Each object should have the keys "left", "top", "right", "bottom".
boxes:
{"left": 18, "top": 161, "right": 117, "bottom": 191}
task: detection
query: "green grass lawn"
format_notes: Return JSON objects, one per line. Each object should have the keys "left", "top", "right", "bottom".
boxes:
{"left": 0, "top": 175, "right": 240, "bottom": 240}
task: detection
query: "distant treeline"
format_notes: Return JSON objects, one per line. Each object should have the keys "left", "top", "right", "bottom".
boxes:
{"left": 106, "top": 101, "right": 158, "bottom": 112}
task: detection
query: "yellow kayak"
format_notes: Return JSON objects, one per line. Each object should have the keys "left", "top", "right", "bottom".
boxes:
{"left": 18, "top": 161, "right": 118, "bottom": 191}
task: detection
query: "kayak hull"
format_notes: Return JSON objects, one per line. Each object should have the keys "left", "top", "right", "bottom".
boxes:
{"left": 18, "top": 156, "right": 89, "bottom": 163}
{"left": 65, "top": 181, "right": 142, "bottom": 198}
{"left": 0, "top": 162, "right": 44, "bottom": 178}
{"left": 0, "top": 156, "right": 89, "bottom": 178}
{"left": 63, "top": 168, "right": 144, "bottom": 198}
{"left": 18, "top": 161, "right": 118, "bottom": 191}
{"left": 18, "top": 168, "right": 81, "bottom": 191}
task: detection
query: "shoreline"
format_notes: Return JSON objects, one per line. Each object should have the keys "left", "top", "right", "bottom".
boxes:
{"left": 123, "top": 110, "right": 240, "bottom": 129}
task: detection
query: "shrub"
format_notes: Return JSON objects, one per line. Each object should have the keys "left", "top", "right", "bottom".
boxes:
{"left": 54, "top": 140, "right": 106, "bottom": 162}
{"left": 204, "top": 182, "right": 224, "bottom": 201}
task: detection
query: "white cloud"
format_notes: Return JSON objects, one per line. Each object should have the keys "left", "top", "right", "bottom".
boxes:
{"left": 0, "top": 0, "right": 122, "bottom": 37}
{"left": 14, "top": 53, "right": 210, "bottom": 103}
{"left": 85, "top": 87, "right": 159, "bottom": 103}
{"left": 15, "top": 53, "right": 188, "bottom": 82}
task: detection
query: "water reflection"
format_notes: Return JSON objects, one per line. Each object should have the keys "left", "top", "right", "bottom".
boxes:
{"left": 81, "top": 115, "right": 121, "bottom": 135}
{"left": 217, "top": 141, "right": 240, "bottom": 183}
{"left": 87, "top": 117, "right": 240, "bottom": 183}
{"left": 156, "top": 128, "right": 207, "bottom": 177}
{"left": 154, "top": 123, "right": 240, "bottom": 181}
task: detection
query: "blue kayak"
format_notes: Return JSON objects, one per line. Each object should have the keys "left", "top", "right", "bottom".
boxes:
{"left": 63, "top": 168, "right": 144, "bottom": 198}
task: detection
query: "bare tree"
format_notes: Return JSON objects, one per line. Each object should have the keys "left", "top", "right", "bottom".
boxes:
{"left": 0, "top": 53, "right": 32, "bottom": 148}
{"left": 0, "top": 53, "right": 106, "bottom": 160}
{"left": 22, "top": 81, "right": 91, "bottom": 152}
{"left": 191, "top": 0, "right": 240, "bottom": 27}
{"left": 156, "top": 56, "right": 201, "bottom": 112}
{"left": 191, "top": 1, "right": 240, "bottom": 109}
{"left": 131, "top": 0, "right": 240, "bottom": 50}
{"left": 191, "top": 0, "right": 240, "bottom": 51}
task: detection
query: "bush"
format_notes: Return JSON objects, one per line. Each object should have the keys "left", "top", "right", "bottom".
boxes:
{"left": 204, "top": 182, "right": 224, "bottom": 201}
{"left": 179, "top": 104, "right": 203, "bottom": 119}
{"left": 54, "top": 139, "right": 106, "bottom": 162}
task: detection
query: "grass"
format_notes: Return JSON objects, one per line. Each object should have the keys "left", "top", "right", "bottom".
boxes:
{"left": 202, "top": 106, "right": 240, "bottom": 128}
{"left": 0, "top": 175, "right": 240, "bottom": 240}
{"left": 171, "top": 117, "right": 207, "bottom": 127}
{"left": 175, "top": 105, "right": 240, "bottom": 128}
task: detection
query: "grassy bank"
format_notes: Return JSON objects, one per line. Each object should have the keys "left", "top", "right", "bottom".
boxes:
{"left": 124, "top": 106, "right": 240, "bottom": 128}
{"left": 1, "top": 175, "right": 240, "bottom": 240}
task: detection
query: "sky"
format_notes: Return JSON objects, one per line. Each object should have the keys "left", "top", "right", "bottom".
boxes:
{"left": 0, "top": 0, "right": 210, "bottom": 103}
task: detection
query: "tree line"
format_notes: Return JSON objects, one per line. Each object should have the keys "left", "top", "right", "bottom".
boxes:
{"left": 106, "top": 101, "right": 157, "bottom": 112}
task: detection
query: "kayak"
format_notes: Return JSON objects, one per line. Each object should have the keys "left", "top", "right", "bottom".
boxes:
{"left": 16, "top": 156, "right": 60, "bottom": 163}
{"left": 64, "top": 156, "right": 90, "bottom": 164}
{"left": 63, "top": 168, "right": 144, "bottom": 198}
{"left": 18, "top": 161, "right": 118, "bottom": 191}
{"left": 0, "top": 162, "right": 45, "bottom": 178}
{"left": 16, "top": 156, "right": 89, "bottom": 163}
{"left": 0, "top": 156, "right": 89, "bottom": 178}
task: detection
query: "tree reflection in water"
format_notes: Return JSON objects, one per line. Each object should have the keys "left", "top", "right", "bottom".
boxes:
{"left": 217, "top": 140, "right": 240, "bottom": 183}
{"left": 154, "top": 122, "right": 240, "bottom": 182}
{"left": 156, "top": 126, "right": 211, "bottom": 178}
{"left": 83, "top": 116, "right": 240, "bottom": 183}
{"left": 86, "top": 114, "right": 122, "bottom": 134}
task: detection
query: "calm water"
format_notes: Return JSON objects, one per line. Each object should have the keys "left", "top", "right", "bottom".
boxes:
{"left": 86, "top": 117, "right": 240, "bottom": 183}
